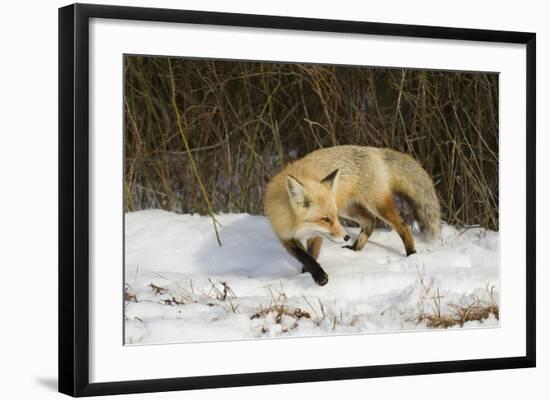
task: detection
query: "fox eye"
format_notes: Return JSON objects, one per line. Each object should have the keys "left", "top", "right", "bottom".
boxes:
{"left": 321, "top": 217, "right": 331, "bottom": 224}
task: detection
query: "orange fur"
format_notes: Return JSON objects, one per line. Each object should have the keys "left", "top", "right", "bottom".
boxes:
{"left": 264, "top": 145, "right": 440, "bottom": 260}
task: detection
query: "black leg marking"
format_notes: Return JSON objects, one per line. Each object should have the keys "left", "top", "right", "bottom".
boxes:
{"left": 284, "top": 239, "right": 328, "bottom": 286}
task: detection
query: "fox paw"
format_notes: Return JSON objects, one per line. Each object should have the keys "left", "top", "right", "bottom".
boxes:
{"left": 342, "top": 244, "right": 363, "bottom": 252}
{"left": 302, "top": 266, "right": 328, "bottom": 286}
{"left": 313, "top": 271, "right": 329, "bottom": 286}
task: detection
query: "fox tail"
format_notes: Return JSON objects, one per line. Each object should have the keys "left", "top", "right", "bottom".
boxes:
{"left": 384, "top": 150, "right": 441, "bottom": 241}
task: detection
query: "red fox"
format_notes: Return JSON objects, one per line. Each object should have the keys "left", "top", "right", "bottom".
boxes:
{"left": 264, "top": 145, "right": 441, "bottom": 286}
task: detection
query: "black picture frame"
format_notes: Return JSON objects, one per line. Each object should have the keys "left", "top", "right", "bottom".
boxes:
{"left": 58, "top": 3, "right": 536, "bottom": 397}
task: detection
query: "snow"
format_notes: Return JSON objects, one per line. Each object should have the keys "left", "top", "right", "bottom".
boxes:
{"left": 124, "top": 210, "right": 499, "bottom": 345}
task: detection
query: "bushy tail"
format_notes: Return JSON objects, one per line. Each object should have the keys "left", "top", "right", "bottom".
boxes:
{"left": 383, "top": 149, "right": 441, "bottom": 241}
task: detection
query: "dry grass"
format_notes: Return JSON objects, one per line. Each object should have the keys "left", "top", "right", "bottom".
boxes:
{"left": 208, "top": 279, "right": 239, "bottom": 313}
{"left": 300, "top": 295, "right": 359, "bottom": 330}
{"left": 251, "top": 305, "right": 311, "bottom": 320}
{"left": 250, "top": 283, "right": 312, "bottom": 334}
{"left": 124, "top": 276, "right": 241, "bottom": 313}
{"left": 420, "top": 296, "right": 499, "bottom": 329}
{"left": 124, "top": 284, "right": 137, "bottom": 303}
{"left": 416, "top": 267, "right": 499, "bottom": 328}
{"left": 251, "top": 306, "right": 309, "bottom": 334}
{"left": 124, "top": 56, "right": 499, "bottom": 230}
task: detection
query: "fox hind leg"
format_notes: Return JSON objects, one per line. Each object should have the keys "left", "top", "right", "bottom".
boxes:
{"left": 376, "top": 196, "right": 416, "bottom": 256}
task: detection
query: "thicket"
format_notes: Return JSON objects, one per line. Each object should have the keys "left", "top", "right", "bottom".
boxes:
{"left": 124, "top": 56, "right": 498, "bottom": 229}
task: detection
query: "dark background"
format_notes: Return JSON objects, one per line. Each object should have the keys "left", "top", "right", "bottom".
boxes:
{"left": 124, "top": 56, "right": 499, "bottom": 230}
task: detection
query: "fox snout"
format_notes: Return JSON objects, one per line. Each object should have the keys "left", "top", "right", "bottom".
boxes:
{"left": 327, "top": 234, "right": 350, "bottom": 244}
{"left": 326, "top": 226, "right": 351, "bottom": 244}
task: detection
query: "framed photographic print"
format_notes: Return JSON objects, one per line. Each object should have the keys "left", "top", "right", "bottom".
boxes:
{"left": 58, "top": 3, "right": 536, "bottom": 397}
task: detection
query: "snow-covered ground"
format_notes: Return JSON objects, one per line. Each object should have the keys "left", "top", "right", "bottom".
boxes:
{"left": 124, "top": 210, "right": 499, "bottom": 345}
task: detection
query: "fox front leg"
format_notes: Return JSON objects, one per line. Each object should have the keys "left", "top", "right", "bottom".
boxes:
{"left": 306, "top": 236, "right": 323, "bottom": 260}
{"left": 342, "top": 203, "right": 376, "bottom": 252}
{"left": 343, "top": 230, "right": 369, "bottom": 251}
{"left": 282, "top": 239, "right": 329, "bottom": 286}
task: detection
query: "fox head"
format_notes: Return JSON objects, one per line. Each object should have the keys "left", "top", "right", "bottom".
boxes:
{"left": 286, "top": 169, "right": 350, "bottom": 244}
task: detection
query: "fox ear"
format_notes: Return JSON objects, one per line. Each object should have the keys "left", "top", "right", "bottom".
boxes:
{"left": 286, "top": 175, "right": 310, "bottom": 208}
{"left": 321, "top": 169, "right": 340, "bottom": 194}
